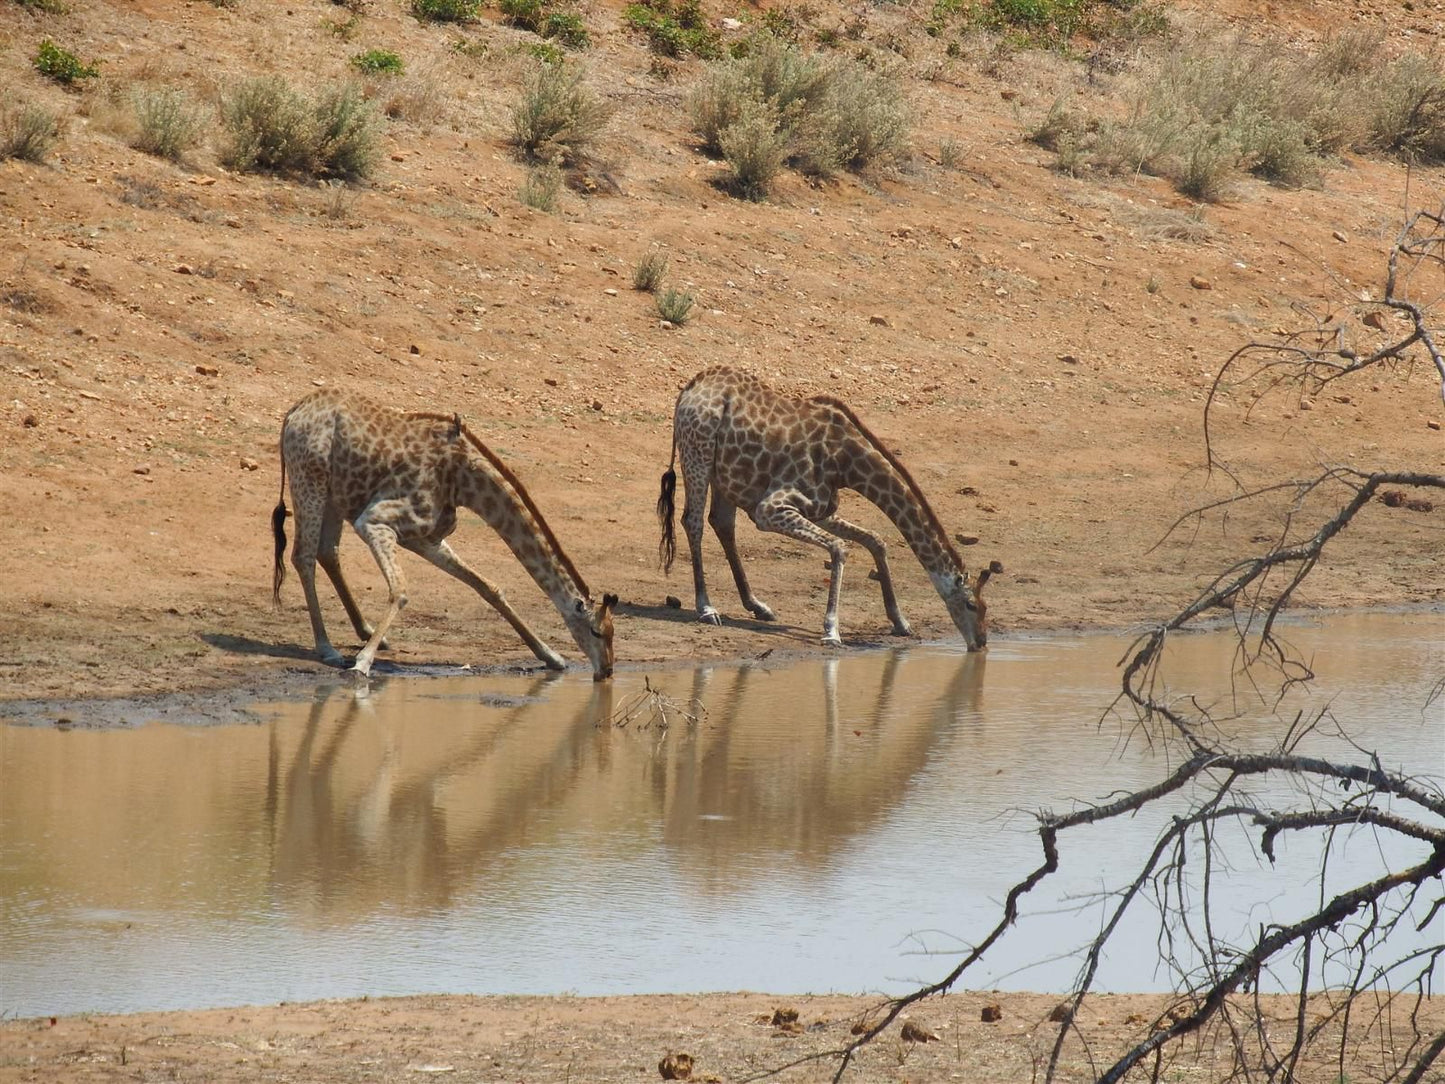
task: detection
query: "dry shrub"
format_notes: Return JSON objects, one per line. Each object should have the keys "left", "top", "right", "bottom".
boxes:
{"left": 0, "top": 102, "right": 62, "bottom": 162}
{"left": 220, "top": 76, "right": 379, "bottom": 179}
{"left": 131, "top": 86, "right": 207, "bottom": 160}
{"left": 719, "top": 97, "right": 786, "bottom": 199}
{"left": 509, "top": 62, "right": 609, "bottom": 165}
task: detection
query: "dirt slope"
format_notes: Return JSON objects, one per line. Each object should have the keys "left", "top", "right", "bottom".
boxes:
{"left": 1, "top": 0, "right": 1441, "bottom": 707}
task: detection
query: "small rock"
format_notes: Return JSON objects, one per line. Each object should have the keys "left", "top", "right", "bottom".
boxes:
{"left": 1405, "top": 498, "right": 1434, "bottom": 513}
{"left": 1380, "top": 490, "right": 1406, "bottom": 507}
{"left": 770, "top": 1007, "right": 799, "bottom": 1026}
{"left": 1299, "top": 399, "right": 1313, "bottom": 411}
{"left": 240, "top": 457, "right": 259, "bottom": 471}
{"left": 868, "top": 314, "right": 889, "bottom": 326}
{"left": 660, "top": 320, "right": 676, "bottom": 330}
{"left": 720, "top": 16, "right": 743, "bottom": 29}
{"left": 1428, "top": 421, "right": 1441, "bottom": 431}
{"left": 665, "top": 595, "right": 682, "bottom": 609}
{"left": 1189, "top": 275, "right": 1212, "bottom": 290}
{"left": 980, "top": 1003, "right": 1003, "bottom": 1023}
{"left": 901, "top": 1021, "right": 940, "bottom": 1043}
{"left": 999, "top": 88, "right": 1017, "bottom": 101}
{"left": 192, "top": 175, "right": 216, "bottom": 186}
{"left": 133, "top": 464, "right": 151, "bottom": 476}
{"left": 409, "top": 344, "right": 421, "bottom": 355}
{"left": 22, "top": 414, "right": 38, "bottom": 428}
{"left": 604, "top": 288, "right": 618, "bottom": 296}
{"left": 1058, "top": 354, "right": 1078, "bottom": 364}
{"left": 173, "top": 263, "right": 193, "bottom": 275}
{"left": 954, "top": 533, "right": 979, "bottom": 546}
{"left": 1332, "top": 229, "right": 1348, "bottom": 243}
{"left": 195, "top": 364, "right": 219, "bottom": 376}
{"left": 1363, "top": 311, "right": 1387, "bottom": 331}
{"left": 1008, "top": 459, "right": 1019, "bottom": 466}
{"left": 658, "top": 1052, "right": 693, "bottom": 1080}
{"left": 591, "top": 399, "right": 603, "bottom": 411}
{"left": 544, "top": 377, "right": 559, "bottom": 387}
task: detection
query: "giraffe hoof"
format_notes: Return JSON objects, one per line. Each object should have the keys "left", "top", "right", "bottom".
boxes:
{"left": 698, "top": 609, "right": 723, "bottom": 626}
{"left": 320, "top": 650, "right": 347, "bottom": 668}
{"left": 749, "top": 602, "right": 777, "bottom": 622}
{"left": 347, "top": 664, "right": 372, "bottom": 684}
{"left": 821, "top": 634, "right": 843, "bottom": 648}
{"left": 892, "top": 622, "right": 913, "bottom": 637}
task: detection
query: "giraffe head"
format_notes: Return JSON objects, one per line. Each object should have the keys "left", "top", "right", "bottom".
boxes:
{"left": 565, "top": 593, "right": 617, "bottom": 680}
{"left": 938, "top": 559, "right": 1003, "bottom": 651}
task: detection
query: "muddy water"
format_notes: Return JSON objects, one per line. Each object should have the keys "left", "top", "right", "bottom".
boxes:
{"left": 1, "top": 612, "right": 1440, "bottom": 1016}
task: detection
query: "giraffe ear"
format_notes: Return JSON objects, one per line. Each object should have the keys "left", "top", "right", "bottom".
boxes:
{"left": 602, "top": 592, "right": 618, "bottom": 611}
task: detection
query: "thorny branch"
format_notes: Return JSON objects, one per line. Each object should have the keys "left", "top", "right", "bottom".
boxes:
{"left": 777, "top": 207, "right": 1445, "bottom": 1083}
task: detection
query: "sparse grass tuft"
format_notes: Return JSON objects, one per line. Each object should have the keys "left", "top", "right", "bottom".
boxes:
{"left": 130, "top": 87, "right": 206, "bottom": 161}
{"left": 519, "top": 161, "right": 563, "bottom": 211}
{"left": 0, "top": 102, "right": 62, "bottom": 162}
{"left": 509, "top": 61, "right": 609, "bottom": 165}
{"left": 656, "top": 286, "right": 694, "bottom": 324}
{"left": 632, "top": 250, "right": 669, "bottom": 291}
{"left": 34, "top": 39, "right": 99, "bottom": 85}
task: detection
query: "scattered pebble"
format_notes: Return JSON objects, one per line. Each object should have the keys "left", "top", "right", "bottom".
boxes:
{"left": 980, "top": 1003, "right": 1003, "bottom": 1023}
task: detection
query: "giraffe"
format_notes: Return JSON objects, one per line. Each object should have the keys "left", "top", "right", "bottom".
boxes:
{"left": 656, "top": 367, "right": 1001, "bottom": 650}
{"left": 272, "top": 387, "right": 616, "bottom": 679}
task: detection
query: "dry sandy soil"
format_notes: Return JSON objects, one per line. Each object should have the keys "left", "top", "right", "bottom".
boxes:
{"left": 0, "top": 0, "right": 1441, "bottom": 1078}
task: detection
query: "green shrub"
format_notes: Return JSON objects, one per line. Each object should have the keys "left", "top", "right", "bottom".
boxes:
{"left": 351, "top": 48, "right": 405, "bottom": 75}
{"left": 131, "top": 87, "right": 206, "bottom": 161}
{"left": 0, "top": 103, "right": 61, "bottom": 162}
{"left": 509, "top": 61, "right": 609, "bottom": 164}
{"left": 719, "top": 97, "right": 785, "bottom": 199}
{"left": 656, "top": 286, "right": 695, "bottom": 324}
{"left": 519, "top": 161, "right": 563, "bottom": 210}
{"left": 411, "top": 0, "right": 479, "bottom": 22}
{"left": 632, "top": 250, "right": 668, "bottom": 291}
{"left": 34, "top": 39, "right": 99, "bottom": 85}
{"left": 499, "top": 0, "right": 544, "bottom": 32}
{"left": 527, "top": 41, "right": 565, "bottom": 64}
{"left": 623, "top": 0, "right": 720, "bottom": 59}
{"left": 544, "top": 11, "right": 590, "bottom": 49}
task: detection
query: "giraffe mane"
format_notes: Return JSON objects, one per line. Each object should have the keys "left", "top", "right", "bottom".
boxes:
{"left": 407, "top": 410, "right": 592, "bottom": 598}
{"left": 807, "top": 395, "right": 966, "bottom": 574}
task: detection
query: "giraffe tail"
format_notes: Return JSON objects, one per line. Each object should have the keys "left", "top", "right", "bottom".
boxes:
{"left": 272, "top": 460, "right": 289, "bottom": 607}
{"left": 656, "top": 465, "right": 677, "bottom": 574}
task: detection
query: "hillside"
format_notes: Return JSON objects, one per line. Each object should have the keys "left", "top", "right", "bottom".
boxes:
{"left": 1, "top": 0, "right": 1441, "bottom": 703}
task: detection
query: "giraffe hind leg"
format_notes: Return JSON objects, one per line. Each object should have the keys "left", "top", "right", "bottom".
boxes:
{"left": 289, "top": 488, "right": 347, "bottom": 668}
{"left": 679, "top": 457, "right": 721, "bottom": 625}
{"left": 709, "top": 497, "right": 775, "bottom": 622}
{"left": 316, "top": 506, "right": 389, "bottom": 649}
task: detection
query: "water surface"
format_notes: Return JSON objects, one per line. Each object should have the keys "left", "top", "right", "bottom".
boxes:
{"left": 1, "top": 611, "right": 1440, "bottom": 1016}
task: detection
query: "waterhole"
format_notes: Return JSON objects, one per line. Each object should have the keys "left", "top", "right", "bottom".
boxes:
{"left": 1, "top": 612, "right": 1439, "bottom": 1016}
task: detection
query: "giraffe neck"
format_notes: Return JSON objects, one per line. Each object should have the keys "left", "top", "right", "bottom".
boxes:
{"left": 844, "top": 444, "right": 962, "bottom": 583}
{"left": 453, "top": 445, "right": 590, "bottom": 609}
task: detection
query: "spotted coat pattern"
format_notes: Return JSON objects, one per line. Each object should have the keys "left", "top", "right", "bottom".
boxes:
{"left": 658, "top": 367, "right": 995, "bottom": 649}
{"left": 274, "top": 388, "right": 615, "bottom": 678}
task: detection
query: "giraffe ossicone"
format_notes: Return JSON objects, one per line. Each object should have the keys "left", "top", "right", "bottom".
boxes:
{"left": 656, "top": 367, "right": 1000, "bottom": 650}
{"left": 272, "top": 388, "right": 616, "bottom": 679}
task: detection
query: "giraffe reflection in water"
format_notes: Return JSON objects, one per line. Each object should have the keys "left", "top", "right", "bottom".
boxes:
{"left": 260, "top": 651, "right": 985, "bottom": 916}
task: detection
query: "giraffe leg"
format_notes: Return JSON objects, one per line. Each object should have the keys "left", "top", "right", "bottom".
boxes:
{"left": 754, "top": 500, "right": 847, "bottom": 646}
{"left": 289, "top": 490, "right": 346, "bottom": 668}
{"left": 679, "top": 465, "right": 721, "bottom": 625}
{"left": 316, "top": 505, "right": 388, "bottom": 649}
{"left": 409, "top": 540, "right": 566, "bottom": 671}
{"left": 349, "top": 516, "right": 408, "bottom": 678}
{"left": 819, "top": 515, "right": 911, "bottom": 636}
{"left": 709, "top": 497, "right": 775, "bottom": 621}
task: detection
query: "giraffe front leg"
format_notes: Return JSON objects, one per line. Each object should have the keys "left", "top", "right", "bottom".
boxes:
{"left": 350, "top": 518, "right": 408, "bottom": 678}
{"left": 318, "top": 507, "right": 389, "bottom": 650}
{"left": 820, "top": 515, "right": 912, "bottom": 636}
{"left": 755, "top": 501, "right": 847, "bottom": 646}
{"left": 413, "top": 541, "right": 566, "bottom": 671}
